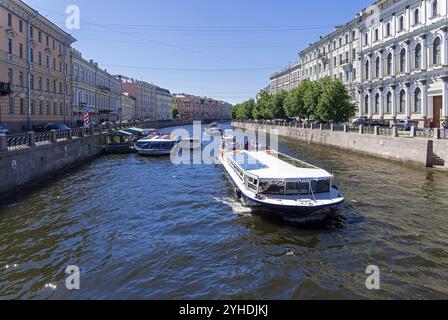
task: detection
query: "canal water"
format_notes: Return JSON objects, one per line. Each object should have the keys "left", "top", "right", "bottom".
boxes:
{"left": 1, "top": 124, "right": 448, "bottom": 299}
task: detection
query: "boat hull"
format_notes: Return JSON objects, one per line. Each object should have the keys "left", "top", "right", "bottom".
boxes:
{"left": 136, "top": 149, "right": 173, "bottom": 156}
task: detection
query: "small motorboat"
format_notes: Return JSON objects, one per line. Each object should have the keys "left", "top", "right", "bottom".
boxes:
{"left": 204, "top": 122, "right": 222, "bottom": 136}
{"left": 218, "top": 148, "right": 344, "bottom": 216}
{"left": 136, "top": 134, "right": 180, "bottom": 156}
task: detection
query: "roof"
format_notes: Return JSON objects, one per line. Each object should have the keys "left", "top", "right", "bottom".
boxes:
{"left": 112, "top": 130, "right": 133, "bottom": 136}
{"left": 227, "top": 151, "right": 333, "bottom": 181}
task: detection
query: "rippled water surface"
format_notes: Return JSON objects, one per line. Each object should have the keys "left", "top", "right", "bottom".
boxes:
{"left": 1, "top": 124, "right": 448, "bottom": 299}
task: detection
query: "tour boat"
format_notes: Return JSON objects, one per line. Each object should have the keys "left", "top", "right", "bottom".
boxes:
{"left": 204, "top": 122, "right": 223, "bottom": 136}
{"left": 136, "top": 135, "right": 180, "bottom": 156}
{"left": 218, "top": 149, "right": 344, "bottom": 216}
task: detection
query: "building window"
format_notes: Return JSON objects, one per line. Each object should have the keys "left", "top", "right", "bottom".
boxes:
{"left": 30, "top": 48, "right": 34, "bottom": 62}
{"left": 8, "top": 68, "right": 13, "bottom": 84}
{"left": 20, "top": 98, "right": 24, "bottom": 114}
{"left": 8, "top": 38, "right": 13, "bottom": 54}
{"left": 386, "top": 23, "right": 391, "bottom": 37}
{"left": 433, "top": 37, "right": 441, "bottom": 65}
{"left": 46, "top": 54, "right": 50, "bottom": 67}
{"left": 9, "top": 97, "right": 14, "bottom": 114}
{"left": 365, "top": 60, "right": 370, "bottom": 80}
{"left": 38, "top": 52, "right": 42, "bottom": 65}
{"left": 47, "top": 102, "right": 51, "bottom": 115}
{"left": 38, "top": 31, "right": 42, "bottom": 43}
{"left": 386, "top": 92, "right": 392, "bottom": 114}
{"left": 30, "top": 75, "right": 34, "bottom": 90}
{"left": 19, "top": 20, "right": 23, "bottom": 33}
{"left": 399, "top": 90, "right": 406, "bottom": 113}
{"left": 399, "top": 16, "right": 404, "bottom": 31}
{"left": 414, "top": 88, "right": 422, "bottom": 113}
{"left": 415, "top": 43, "right": 422, "bottom": 69}
{"left": 19, "top": 72, "right": 23, "bottom": 87}
{"left": 46, "top": 79, "right": 50, "bottom": 92}
{"left": 38, "top": 77, "right": 42, "bottom": 91}
{"left": 364, "top": 95, "right": 369, "bottom": 114}
{"left": 375, "top": 29, "right": 379, "bottom": 42}
{"left": 400, "top": 49, "right": 406, "bottom": 73}
{"left": 30, "top": 26, "right": 34, "bottom": 39}
{"left": 54, "top": 102, "right": 57, "bottom": 115}
{"left": 31, "top": 100, "right": 35, "bottom": 114}
{"left": 19, "top": 43, "right": 23, "bottom": 58}
{"left": 414, "top": 9, "right": 420, "bottom": 25}
{"left": 387, "top": 53, "right": 393, "bottom": 75}
{"left": 432, "top": 0, "right": 438, "bottom": 17}
{"left": 375, "top": 57, "right": 380, "bottom": 78}
{"left": 375, "top": 93, "right": 380, "bottom": 114}
{"left": 365, "top": 33, "right": 369, "bottom": 45}
{"left": 39, "top": 100, "right": 43, "bottom": 114}
{"left": 8, "top": 13, "right": 12, "bottom": 27}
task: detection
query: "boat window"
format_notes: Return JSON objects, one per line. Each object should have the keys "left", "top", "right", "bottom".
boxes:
{"left": 286, "top": 182, "right": 310, "bottom": 195}
{"left": 311, "top": 179, "right": 331, "bottom": 194}
{"left": 245, "top": 176, "right": 258, "bottom": 192}
{"left": 259, "top": 181, "right": 285, "bottom": 195}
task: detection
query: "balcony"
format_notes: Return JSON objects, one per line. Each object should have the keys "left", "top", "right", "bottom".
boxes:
{"left": 97, "top": 85, "right": 111, "bottom": 93}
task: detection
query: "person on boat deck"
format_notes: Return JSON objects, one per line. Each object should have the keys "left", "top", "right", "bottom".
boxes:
{"left": 244, "top": 137, "right": 249, "bottom": 151}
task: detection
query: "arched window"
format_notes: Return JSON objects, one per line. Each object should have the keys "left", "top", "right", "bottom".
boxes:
{"left": 365, "top": 60, "right": 370, "bottom": 80}
{"left": 415, "top": 43, "right": 422, "bottom": 69}
{"left": 387, "top": 53, "right": 393, "bottom": 75}
{"left": 386, "top": 92, "right": 392, "bottom": 114}
{"left": 433, "top": 37, "right": 441, "bottom": 65}
{"left": 414, "top": 9, "right": 420, "bottom": 25}
{"left": 432, "top": 0, "right": 438, "bottom": 17}
{"left": 399, "top": 90, "right": 406, "bottom": 113}
{"left": 399, "top": 16, "right": 404, "bottom": 31}
{"left": 365, "top": 95, "right": 369, "bottom": 114}
{"left": 375, "top": 93, "right": 380, "bottom": 114}
{"left": 400, "top": 49, "right": 406, "bottom": 73}
{"left": 376, "top": 57, "right": 380, "bottom": 78}
{"left": 414, "top": 88, "right": 422, "bottom": 113}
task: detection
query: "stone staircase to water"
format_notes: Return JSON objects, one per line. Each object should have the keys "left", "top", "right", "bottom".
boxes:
{"left": 432, "top": 153, "right": 446, "bottom": 168}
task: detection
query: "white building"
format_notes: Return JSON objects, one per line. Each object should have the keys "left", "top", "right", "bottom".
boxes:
{"left": 359, "top": 0, "right": 448, "bottom": 127}
{"left": 155, "top": 87, "right": 173, "bottom": 121}
{"left": 270, "top": 0, "right": 448, "bottom": 127}
{"left": 72, "top": 49, "right": 121, "bottom": 125}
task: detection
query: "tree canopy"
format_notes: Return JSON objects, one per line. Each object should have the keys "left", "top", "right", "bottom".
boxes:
{"left": 231, "top": 77, "right": 356, "bottom": 123}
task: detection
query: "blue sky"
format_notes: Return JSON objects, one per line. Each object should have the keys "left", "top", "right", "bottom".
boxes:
{"left": 25, "top": 0, "right": 373, "bottom": 104}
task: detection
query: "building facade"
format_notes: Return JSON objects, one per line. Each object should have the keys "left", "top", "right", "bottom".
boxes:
{"left": 117, "top": 76, "right": 157, "bottom": 121}
{"left": 172, "top": 94, "right": 228, "bottom": 121}
{"left": 72, "top": 49, "right": 121, "bottom": 126}
{"left": 358, "top": 0, "right": 448, "bottom": 127}
{"left": 120, "top": 92, "right": 135, "bottom": 121}
{"left": 0, "top": 0, "right": 75, "bottom": 133}
{"left": 269, "top": 0, "right": 448, "bottom": 127}
{"left": 155, "top": 87, "right": 172, "bottom": 121}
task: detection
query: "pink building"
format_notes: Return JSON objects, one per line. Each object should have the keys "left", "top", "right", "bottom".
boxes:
{"left": 172, "top": 94, "right": 225, "bottom": 121}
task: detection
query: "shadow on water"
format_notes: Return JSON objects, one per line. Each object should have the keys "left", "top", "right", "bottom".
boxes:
{"left": 245, "top": 207, "right": 346, "bottom": 231}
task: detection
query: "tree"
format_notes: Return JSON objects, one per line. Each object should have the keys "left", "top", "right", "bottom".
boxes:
{"left": 301, "top": 80, "right": 320, "bottom": 121}
{"left": 316, "top": 77, "right": 356, "bottom": 122}
{"left": 271, "top": 90, "right": 288, "bottom": 119}
{"left": 172, "top": 106, "right": 179, "bottom": 119}
{"left": 253, "top": 91, "right": 273, "bottom": 120}
{"left": 233, "top": 99, "right": 256, "bottom": 120}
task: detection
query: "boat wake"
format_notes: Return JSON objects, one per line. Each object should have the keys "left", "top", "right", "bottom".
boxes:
{"left": 213, "top": 196, "right": 253, "bottom": 216}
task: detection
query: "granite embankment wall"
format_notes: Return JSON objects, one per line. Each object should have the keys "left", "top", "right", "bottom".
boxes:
{"left": 232, "top": 121, "right": 448, "bottom": 170}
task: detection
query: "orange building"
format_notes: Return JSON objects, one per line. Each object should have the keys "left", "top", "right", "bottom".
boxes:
{"left": 0, "top": 0, "right": 76, "bottom": 133}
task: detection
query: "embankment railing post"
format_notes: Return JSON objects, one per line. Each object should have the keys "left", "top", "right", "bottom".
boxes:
{"left": 330, "top": 124, "right": 334, "bottom": 132}
{"left": 50, "top": 130, "right": 57, "bottom": 144}
{"left": 343, "top": 124, "right": 347, "bottom": 133}
{"left": 359, "top": 125, "right": 364, "bottom": 134}
{"left": 374, "top": 126, "right": 379, "bottom": 135}
{"left": 0, "top": 134, "right": 7, "bottom": 152}
{"left": 29, "top": 132, "right": 36, "bottom": 148}
{"left": 434, "top": 128, "right": 440, "bottom": 139}
{"left": 393, "top": 126, "right": 398, "bottom": 137}
{"left": 410, "top": 126, "right": 416, "bottom": 137}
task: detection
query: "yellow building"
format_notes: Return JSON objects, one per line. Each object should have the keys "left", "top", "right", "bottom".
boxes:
{"left": 0, "top": 0, "right": 76, "bottom": 133}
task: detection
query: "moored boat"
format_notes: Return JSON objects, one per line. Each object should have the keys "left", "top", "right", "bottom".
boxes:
{"left": 204, "top": 122, "right": 222, "bottom": 136}
{"left": 105, "top": 130, "right": 136, "bottom": 154}
{"left": 136, "top": 134, "right": 180, "bottom": 156}
{"left": 218, "top": 149, "right": 344, "bottom": 216}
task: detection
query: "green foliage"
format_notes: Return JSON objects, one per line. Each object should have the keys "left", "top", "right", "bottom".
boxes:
{"left": 230, "top": 78, "right": 356, "bottom": 122}
{"left": 172, "top": 106, "right": 179, "bottom": 119}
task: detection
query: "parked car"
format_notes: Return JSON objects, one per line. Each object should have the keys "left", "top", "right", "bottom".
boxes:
{"left": 367, "top": 119, "right": 389, "bottom": 128}
{"left": 33, "top": 123, "right": 70, "bottom": 132}
{"left": 0, "top": 127, "right": 9, "bottom": 135}
{"left": 352, "top": 116, "right": 369, "bottom": 125}
{"left": 391, "top": 120, "right": 417, "bottom": 131}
